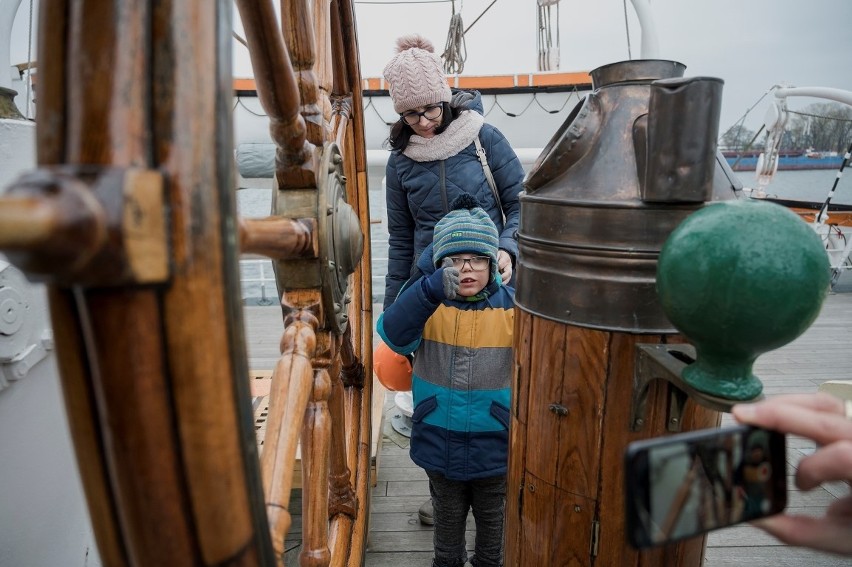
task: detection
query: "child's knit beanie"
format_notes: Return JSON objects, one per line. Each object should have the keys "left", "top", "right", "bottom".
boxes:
{"left": 383, "top": 35, "right": 452, "bottom": 114}
{"left": 432, "top": 194, "right": 499, "bottom": 281}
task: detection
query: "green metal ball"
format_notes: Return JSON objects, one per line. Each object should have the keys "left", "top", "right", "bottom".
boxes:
{"left": 657, "top": 199, "right": 830, "bottom": 400}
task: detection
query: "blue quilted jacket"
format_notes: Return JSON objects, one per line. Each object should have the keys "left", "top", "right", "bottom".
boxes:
{"left": 377, "top": 246, "right": 515, "bottom": 480}
{"left": 383, "top": 92, "right": 524, "bottom": 309}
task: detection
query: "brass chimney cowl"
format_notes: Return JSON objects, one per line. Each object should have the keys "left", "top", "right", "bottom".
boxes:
{"left": 516, "top": 59, "right": 739, "bottom": 333}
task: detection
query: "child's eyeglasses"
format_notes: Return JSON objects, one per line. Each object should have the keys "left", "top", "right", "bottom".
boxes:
{"left": 400, "top": 104, "right": 443, "bottom": 126}
{"left": 448, "top": 256, "right": 490, "bottom": 271}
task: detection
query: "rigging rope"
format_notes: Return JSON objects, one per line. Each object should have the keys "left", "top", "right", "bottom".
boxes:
{"left": 437, "top": 0, "right": 501, "bottom": 74}
{"left": 233, "top": 31, "right": 249, "bottom": 48}
{"left": 726, "top": 124, "right": 765, "bottom": 172}
{"left": 25, "top": 0, "right": 33, "bottom": 119}
{"left": 461, "top": 0, "right": 498, "bottom": 34}
{"left": 622, "top": 0, "right": 632, "bottom": 60}
{"left": 536, "top": 1, "right": 560, "bottom": 71}
{"left": 718, "top": 87, "right": 775, "bottom": 145}
{"left": 442, "top": 2, "right": 467, "bottom": 75}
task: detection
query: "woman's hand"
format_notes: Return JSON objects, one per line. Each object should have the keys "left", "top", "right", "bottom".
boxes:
{"left": 732, "top": 393, "right": 852, "bottom": 556}
{"left": 450, "top": 90, "right": 475, "bottom": 109}
{"left": 497, "top": 249, "right": 513, "bottom": 284}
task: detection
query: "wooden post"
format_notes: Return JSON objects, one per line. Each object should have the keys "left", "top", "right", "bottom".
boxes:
{"left": 507, "top": 315, "right": 719, "bottom": 566}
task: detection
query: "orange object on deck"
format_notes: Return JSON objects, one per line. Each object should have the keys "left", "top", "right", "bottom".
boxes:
{"left": 374, "top": 341, "right": 412, "bottom": 392}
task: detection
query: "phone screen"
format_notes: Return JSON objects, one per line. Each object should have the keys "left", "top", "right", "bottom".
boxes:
{"left": 625, "top": 424, "right": 787, "bottom": 548}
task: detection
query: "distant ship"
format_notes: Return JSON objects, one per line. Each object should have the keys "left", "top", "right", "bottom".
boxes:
{"left": 722, "top": 148, "right": 844, "bottom": 171}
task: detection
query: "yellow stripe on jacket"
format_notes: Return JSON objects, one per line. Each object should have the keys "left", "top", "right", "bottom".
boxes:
{"left": 422, "top": 304, "right": 514, "bottom": 348}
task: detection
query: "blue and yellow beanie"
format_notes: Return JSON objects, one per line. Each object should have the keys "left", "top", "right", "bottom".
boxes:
{"left": 432, "top": 194, "right": 499, "bottom": 281}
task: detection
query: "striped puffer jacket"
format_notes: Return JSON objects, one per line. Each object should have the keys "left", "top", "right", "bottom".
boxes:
{"left": 377, "top": 247, "right": 515, "bottom": 480}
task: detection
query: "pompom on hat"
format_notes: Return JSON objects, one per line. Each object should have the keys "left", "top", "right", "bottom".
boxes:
{"left": 383, "top": 34, "right": 452, "bottom": 114}
{"left": 432, "top": 194, "right": 500, "bottom": 281}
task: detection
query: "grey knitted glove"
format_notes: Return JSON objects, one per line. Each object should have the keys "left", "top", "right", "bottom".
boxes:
{"left": 450, "top": 90, "right": 475, "bottom": 109}
{"left": 423, "top": 257, "right": 460, "bottom": 301}
{"left": 440, "top": 257, "right": 460, "bottom": 299}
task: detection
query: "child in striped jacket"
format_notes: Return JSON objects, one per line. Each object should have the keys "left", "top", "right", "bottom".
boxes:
{"left": 377, "top": 194, "right": 515, "bottom": 567}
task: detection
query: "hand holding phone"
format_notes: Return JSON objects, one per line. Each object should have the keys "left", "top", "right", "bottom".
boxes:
{"left": 625, "top": 424, "right": 787, "bottom": 548}
{"left": 732, "top": 393, "right": 852, "bottom": 557}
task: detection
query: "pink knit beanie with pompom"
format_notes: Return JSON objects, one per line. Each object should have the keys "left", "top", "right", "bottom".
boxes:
{"left": 382, "top": 35, "right": 452, "bottom": 114}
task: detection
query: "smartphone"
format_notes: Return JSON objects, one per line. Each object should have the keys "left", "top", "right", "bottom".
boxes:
{"left": 624, "top": 424, "right": 787, "bottom": 549}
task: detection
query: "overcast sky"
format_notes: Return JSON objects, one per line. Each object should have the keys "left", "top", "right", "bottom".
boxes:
{"left": 10, "top": 0, "right": 852, "bottom": 133}
{"left": 344, "top": 0, "right": 852, "bottom": 133}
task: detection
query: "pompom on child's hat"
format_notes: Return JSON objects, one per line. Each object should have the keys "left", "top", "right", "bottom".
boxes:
{"left": 432, "top": 194, "right": 499, "bottom": 281}
{"left": 383, "top": 34, "right": 452, "bottom": 114}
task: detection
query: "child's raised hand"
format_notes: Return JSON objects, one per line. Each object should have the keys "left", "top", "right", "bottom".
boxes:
{"left": 441, "top": 257, "right": 461, "bottom": 299}
{"left": 423, "top": 257, "right": 460, "bottom": 301}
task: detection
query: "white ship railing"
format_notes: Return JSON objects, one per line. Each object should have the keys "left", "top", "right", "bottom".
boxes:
{"left": 816, "top": 222, "right": 852, "bottom": 286}
{"left": 239, "top": 258, "right": 277, "bottom": 305}
{"left": 753, "top": 85, "right": 852, "bottom": 289}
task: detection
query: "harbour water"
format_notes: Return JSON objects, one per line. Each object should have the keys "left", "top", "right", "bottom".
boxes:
{"left": 737, "top": 168, "right": 852, "bottom": 204}
{"left": 236, "top": 167, "right": 852, "bottom": 304}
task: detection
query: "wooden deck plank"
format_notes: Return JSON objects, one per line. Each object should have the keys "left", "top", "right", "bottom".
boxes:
{"left": 367, "top": 530, "right": 476, "bottom": 552}
{"left": 703, "top": 547, "right": 851, "bottom": 567}
{"left": 386, "top": 480, "right": 431, "bottom": 497}
{"left": 364, "top": 551, "right": 435, "bottom": 567}
{"left": 369, "top": 513, "right": 475, "bottom": 533}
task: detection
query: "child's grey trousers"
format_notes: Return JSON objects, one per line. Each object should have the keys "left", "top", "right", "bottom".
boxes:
{"left": 426, "top": 471, "right": 507, "bottom": 567}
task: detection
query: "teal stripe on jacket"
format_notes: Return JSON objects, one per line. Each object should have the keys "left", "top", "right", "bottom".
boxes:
{"left": 412, "top": 377, "right": 511, "bottom": 433}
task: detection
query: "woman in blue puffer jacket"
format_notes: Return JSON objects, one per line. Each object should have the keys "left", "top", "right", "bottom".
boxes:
{"left": 382, "top": 34, "right": 525, "bottom": 310}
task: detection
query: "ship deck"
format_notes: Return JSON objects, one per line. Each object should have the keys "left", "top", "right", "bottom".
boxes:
{"left": 244, "top": 290, "right": 852, "bottom": 566}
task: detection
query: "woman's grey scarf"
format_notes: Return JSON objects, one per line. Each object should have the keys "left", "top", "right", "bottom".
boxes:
{"left": 402, "top": 110, "right": 484, "bottom": 162}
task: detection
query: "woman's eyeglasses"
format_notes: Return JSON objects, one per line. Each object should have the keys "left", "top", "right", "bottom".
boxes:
{"left": 447, "top": 256, "right": 490, "bottom": 271}
{"left": 400, "top": 104, "right": 443, "bottom": 126}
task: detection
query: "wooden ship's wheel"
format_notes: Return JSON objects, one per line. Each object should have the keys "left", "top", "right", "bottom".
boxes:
{"left": 0, "top": 1, "right": 373, "bottom": 565}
